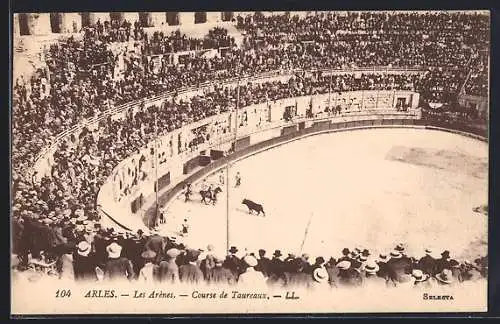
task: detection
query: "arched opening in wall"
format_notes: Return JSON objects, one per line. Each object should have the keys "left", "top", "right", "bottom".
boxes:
{"left": 166, "top": 12, "right": 179, "bottom": 26}
{"left": 81, "top": 12, "right": 91, "bottom": 27}
{"left": 110, "top": 12, "right": 124, "bottom": 24}
{"left": 50, "top": 13, "right": 62, "bottom": 33}
{"left": 18, "top": 13, "right": 30, "bottom": 35}
{"left": 138, "top": 13, "right": 151, "bottom": 27}
{"left": 194, "top": 12, "right": 207, "bottom": 24}
{"left": 222, "top": 12, "right": 234, "bottom": 21}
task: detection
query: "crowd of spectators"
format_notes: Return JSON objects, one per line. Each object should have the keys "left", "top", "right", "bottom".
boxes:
{"left": 12, "top": 11, "right": 489, "bottom": 284}
{"left": 13, "top": 224, "right": 488, "bottom": 289}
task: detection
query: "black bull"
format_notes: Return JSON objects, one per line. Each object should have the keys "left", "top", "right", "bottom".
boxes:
{"left": 242, "top": 199, "right": 265, "bottom": 216}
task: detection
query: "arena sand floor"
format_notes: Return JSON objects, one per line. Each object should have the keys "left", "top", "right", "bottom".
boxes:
{"left": 161, "top": 128, "right": 488, "bottom": 262}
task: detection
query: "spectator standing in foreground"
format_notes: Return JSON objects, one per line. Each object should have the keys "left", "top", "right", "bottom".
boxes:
{"left": 206, "top": 253, "right": 236, "bottom": 286}
{"left": 238, "top": 255, "right": 266, "bottom": 286}
{"left": 179, "top": 249, "right": 204, "bottom": 284}
{"left": 73, "top": 241, "right": 97, "bottom": 282}
{"left": 158, "top": 248, "right": 180, "bottom": 284}
{"left": 138, "top": 250, "right": 158, "bottom": 282}
{"left": 103, "top": 242, "right": 135, "bottom": 281}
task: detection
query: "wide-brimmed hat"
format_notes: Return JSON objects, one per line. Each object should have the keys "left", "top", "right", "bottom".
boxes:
{"left": 243, "top": 255, "right": 258, "bottom": 267}
{"left": 77, "top": 241, "right": 91, "bottom": 257}
{"left": 106, "top": 242, "right": 122, "bottom": 259}
{"left": 390, "top": 251, "right": 402, "bottom": 259}
{"left": 336, "top": 260, "right": 351, "bottom": 270}
{"left": 364, "top": 261, "right": 379, "bottom": 274}
{"left": 359, "top": 255, "right": 368, "bottom": 262}
{"left": 395, "top": 244, "right": 405, "bottom": 252}
{"left": 441, "top": 250, "right": 451, "bottom": 259}
{"left": 411, "top": 269, "right": 429, "bottom": 282}
{"left": 313, "top": 267, "right": 329, "bottom": 283}
{"left": 436, "top": 269, "right": 454, "bottom": 284}
{"left": 186, "top": 249, "right": 200, "bottom": 262}
{"left": 166, "top": 248, "right": 181, "bottom": 259}
{"left": 424, "top": 248, "right": 433, "bottom": 256}
{"left": 273, "top": 250, "right": 282, "bottom": 257}
{"left": 141, "top": 250, "right": 157, "bottom": 260}
{"left": 378, "top": 253, "right": 388, "bottom": 261}
{"left": 228, "top": 246, "right": 238, "bottom": 254}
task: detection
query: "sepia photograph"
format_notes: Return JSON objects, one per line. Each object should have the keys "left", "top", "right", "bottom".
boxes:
{"left": 10, "top": 9, "right": 490, "bottom": 315}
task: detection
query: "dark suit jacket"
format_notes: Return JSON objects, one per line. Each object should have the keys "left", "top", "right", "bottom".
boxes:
{"left": 387, "top": 257, "right": 413, "bottom": 282}
{"left": 104, "top": 257, "right": 135, "bottom": 281}
{"left": 223, "top": 255, "right": 244, "bottom": 276}
{"left": 418, "top": 255, "right": 437, "bottom": 276}
{"left": 74, "top": 253, "right": 98, "bottom": 282}
{"left": 256, "top": 257, "right": 271, "bottom": 276}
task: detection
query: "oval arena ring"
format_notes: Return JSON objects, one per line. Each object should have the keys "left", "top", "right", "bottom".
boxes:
{"left": 162, "top": 127, "right": 487, "bottom": 262}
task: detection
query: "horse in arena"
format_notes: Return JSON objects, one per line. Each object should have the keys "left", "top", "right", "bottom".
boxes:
{"left": 200, "top": 186, "right": 223, "bottom": 205}
{"left": 242, "top": 199, "right": 265, "bottom": 216}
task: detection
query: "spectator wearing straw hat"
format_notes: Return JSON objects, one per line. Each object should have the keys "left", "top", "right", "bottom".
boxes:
{"left": 206, "top": 253, "right": 236, "bottom": 286}
{"left": 74, "top": 241, "right": 98, "bottom": 282}
{"left": 387, "top": 250, "right": 412, "bottom": 284}
{"left": 179, "top": 249, "right": 204, "bottom": 284}
{"left": 312, "top": 267, "right": 330, "bottom": 289}
{"left": 363, "top": 261, "right": 387, "bottom": 288}
{"left": 238, "top": 255, "right": 266, "bottom": 286}
{"left": 434, "top": 269, "right": 455, "bottom": 286}
{"left": 337, "top": 260, "right": 362, "bottom": 288}
{"left": 411, "top": 269, "right": 432, "bottom": 288}
{"left": 337, "top": 248, "right": 351, "bottom": 263}
{"left": 104, "top": 242, "right": 135, "bottom": 281}
{"left": 138, "top": 250, "right": 158, "bottom": 282}
{"left": 158, "top": 248, "right": 181, "bottom": 284}
{"left": 200, "top": 244, "right": 217, "bottom": 278}
{"left": 375, "top": 253, "right": 390, "bottom": 280}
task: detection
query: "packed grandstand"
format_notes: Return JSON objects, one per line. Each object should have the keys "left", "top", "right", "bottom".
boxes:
{"left": 11, "top": 11, "right": 488, "bottom": 288}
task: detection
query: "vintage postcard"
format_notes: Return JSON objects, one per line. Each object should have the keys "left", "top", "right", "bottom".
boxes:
{"left": 10, "top": 10, "right": 489, "bottom": 315}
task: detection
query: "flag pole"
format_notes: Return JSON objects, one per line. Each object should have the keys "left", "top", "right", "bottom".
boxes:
{"left": 226, "top": 55, "right": 241, "bottom": 252}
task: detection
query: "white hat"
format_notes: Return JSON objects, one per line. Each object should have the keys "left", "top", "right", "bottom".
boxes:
{"left": 313, "top": 267, "right": 329, "bottom": 283}
{"left": 336, "top": 260, "right": 351, "bottom": 270}
{"left": 364, "top": 261, "right": 379, "bottom": 274}
{"left": 411, "top": 269, "right": 430, "bottom": 282}
{"left": 77, "top": 241, "right": 91, "bottom": 257}
{"left": 106, "top": 242, "right": 122, "bottom": 259}
{"left": 243, "top": 255, "right": 258, "bottom": 267}
{"left": 390, "top": 251, "right": 402, "bottom": 258}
